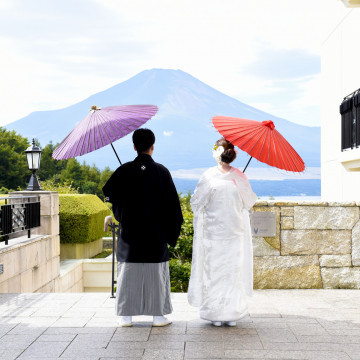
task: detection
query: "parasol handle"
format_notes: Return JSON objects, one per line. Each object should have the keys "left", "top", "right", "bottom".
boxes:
{"left": 243, "top": 156, "right": 253, "bottom": 173}
{"left": 111, "top": 143, "right": 122, "bottom": 165}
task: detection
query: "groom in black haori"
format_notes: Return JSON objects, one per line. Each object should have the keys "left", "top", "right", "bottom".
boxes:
{"left": 103, "top": 128, "right": 183, "bottom": 327}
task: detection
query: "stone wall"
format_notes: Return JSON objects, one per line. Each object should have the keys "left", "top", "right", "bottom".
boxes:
{"left": 0, "top": 191, "right": 60, "bottom": 293}
{"left": 59, "top": 260, "right": 83, "bottom": 292}
{"left": 58, "top": 258, "right": 114, "bottom": 293}
{"left": 3, "top": 196, "right": 359, "bottom": 292}
{"left": 60, "top": 238, "right": 103, "bottom": 260}
{"left": 253, "top": 201, "right": 360, "bottom": 289}
{"left": 83, "top": 259, "right": 114, "bottom": 292}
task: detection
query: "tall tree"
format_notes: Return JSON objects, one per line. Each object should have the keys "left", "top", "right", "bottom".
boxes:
{"left": 60, "top": 158, "right": 82, "bottom": 189}
{"left": 0, "top": 128, "right": 30, "bottom": 190}
{"left": 37, "top": 142, "right": 67, "bottom": 181}
{"left": 80, "top": 162, "right": 101, "bottom": 184}
{"left": 99, "top": 166, "right": 113, "bottom": 191}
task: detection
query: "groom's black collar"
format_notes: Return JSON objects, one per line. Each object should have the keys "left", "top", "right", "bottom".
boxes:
{"left": 134, "top": 153, "right": 154, "bottom": 163}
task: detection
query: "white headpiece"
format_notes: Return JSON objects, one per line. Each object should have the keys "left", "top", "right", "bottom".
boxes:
{"left": 212, "top": 145, "right": 225, "bottom": 164}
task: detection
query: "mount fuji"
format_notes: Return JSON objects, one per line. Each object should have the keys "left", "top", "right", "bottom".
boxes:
{"left": 6, "top": 69, "right": 320, "bottom": 195}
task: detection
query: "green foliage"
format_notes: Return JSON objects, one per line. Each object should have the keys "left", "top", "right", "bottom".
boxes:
{"left": 0, "top": 127, "right": 30, "bottom": 190}
{"left": 0, "top": 194, "right": 8, "bottom": 205}
{"left": 0, "top": 186, "right": 9, "bottom": 194}
{"left": 60, "top": 159, "right": 83, "bottom": 189}
{"left": 167, "top": 193, "right": 194, "bottom": 292}
{"left": 78, "top": 162, "right": 100, "bottom": 195}
{"left": 179, "top": 191, "right": 192, "bottom": 212}
{"left": 91, "top": 249, "right": 113, "bottom": 259}
{"left": 40, "top": 179, "right": 79, "bottom": 194}
{"left": 81, "top": 181, "right": 99, "bottom": 195}
{"left": 0, "top": 127, "right": 113, "bottom": 198}
{"left": 168, "top": 193, "right": 194, "bottom": 263}
{"left": 0, "top": 128, "right": 197, "bottom": 292}
{"left": 98, "top": 167, "right": 113, "bottom": 198}
{"left": 77, "top": 164, "right": 113, "bottom": 199}
{"left": 37, "top": 142, "right": 68, "bottom": 181}
{"left": 169, "top": 259, "right": 191, "bottom": 292}
{"left": 37, "top": 142, "right": 114, "bottom": 199}
{"left": 168, "top": 210, "right": 193, "bottom": 263}
{"left": 59, "top": 194, "right": 111, "bottom": 244}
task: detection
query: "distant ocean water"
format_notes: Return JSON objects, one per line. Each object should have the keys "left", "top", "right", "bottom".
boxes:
{"left": 174, "top": 179, "right": 321, "bottom": 198}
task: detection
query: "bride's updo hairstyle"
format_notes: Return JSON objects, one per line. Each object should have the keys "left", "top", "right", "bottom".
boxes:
{"left": 216, "top": 138, "right": 237, "bottom": 164}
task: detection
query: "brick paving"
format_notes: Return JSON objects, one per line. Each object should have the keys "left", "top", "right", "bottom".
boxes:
{"left": 0, "top": 290, "right": 360, "bottom": 359}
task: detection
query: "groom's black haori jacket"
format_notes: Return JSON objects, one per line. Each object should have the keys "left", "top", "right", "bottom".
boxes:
{"left": 103, "top": 154, "right": 183, "bottom": 263}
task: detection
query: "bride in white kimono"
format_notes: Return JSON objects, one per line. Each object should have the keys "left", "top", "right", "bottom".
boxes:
{"left": 188, "top": 138, "right": 257, "bottom": 326}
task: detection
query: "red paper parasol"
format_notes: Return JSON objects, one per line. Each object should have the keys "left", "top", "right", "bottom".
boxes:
{"left": 212, "top": 116, "right": 305, "bottom": 172}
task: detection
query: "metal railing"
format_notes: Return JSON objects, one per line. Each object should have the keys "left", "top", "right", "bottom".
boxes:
{"left": 0, "top": 196, "right": 41, "bottom": 245}
{"left": 340, "top": 88, "right": 360, "bottom": 151}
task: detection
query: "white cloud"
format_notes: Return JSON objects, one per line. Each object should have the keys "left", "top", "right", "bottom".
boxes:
{"left": 0, "top": 0, "right": 349, "bottom": 127}
{"left": 288, "top": 75, "right": 321, "bottom": 110}
{"left": 163, "top": 131, "right": 174, "bottom": 137}
{"left": 0, "top": 0, "right": 11, "bottom": 10}
{"left": 247, "top": 102, "right": 277, "bottom": 115}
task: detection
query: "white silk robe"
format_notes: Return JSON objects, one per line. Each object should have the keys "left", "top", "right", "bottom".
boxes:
{"left": 188, "top": 166, "right": 257, "bottom": 322}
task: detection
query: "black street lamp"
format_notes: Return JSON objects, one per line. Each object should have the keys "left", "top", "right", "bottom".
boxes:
{"left": 25, "top": 139, "right": 42, "bottom": 191}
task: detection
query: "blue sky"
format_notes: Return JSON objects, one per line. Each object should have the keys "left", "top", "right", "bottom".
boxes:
{"left": 0, "top": 0, "right": 349, "bottom": 128}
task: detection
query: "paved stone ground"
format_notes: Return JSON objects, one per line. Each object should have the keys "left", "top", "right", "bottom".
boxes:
{"left": 0, "top": 290, "right": 360, "bottom": 360}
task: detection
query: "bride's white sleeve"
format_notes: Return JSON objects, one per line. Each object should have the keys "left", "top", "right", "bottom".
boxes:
{"left": 190, "top": 173, "right": 213, "bottom": 213}
{"left": 188, "top": 172, "right": 213, "bottom": 307}
{"left": 235, "top": 173, "right": 257, "bottom": 210}
{"left": 234, "top": 171, "right": 257, "bottom": 297}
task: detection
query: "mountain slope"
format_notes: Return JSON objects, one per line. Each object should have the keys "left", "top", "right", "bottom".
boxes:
{"left": 6, "top": 69, "right": 320, "bottom": 171}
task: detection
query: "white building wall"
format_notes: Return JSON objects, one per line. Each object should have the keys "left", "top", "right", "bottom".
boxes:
{"left": 322, "top": 9, "right": 360, "bottom": 201}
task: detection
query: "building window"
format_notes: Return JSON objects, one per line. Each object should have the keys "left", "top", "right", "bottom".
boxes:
{"left": 340, "top": 90, "right": 360, "bottom": 151}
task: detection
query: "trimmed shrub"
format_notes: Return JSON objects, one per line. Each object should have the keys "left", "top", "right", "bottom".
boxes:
{"left": 0, "top": 194, "right": 8, "bottom": 205}
{"left": 59, "top": 194, "right": 111, "bottom": 244}
{"left": 169, "top": 259, "right": 191, "bottom": 292}
{"left": 168, "top": 193, "right": 194, "bottom": 292}
{"left": 168, "top": 192, "right": 194, "bottom": 263}
{"left": 168, "top": 210, "right": 193, "bottom": 263}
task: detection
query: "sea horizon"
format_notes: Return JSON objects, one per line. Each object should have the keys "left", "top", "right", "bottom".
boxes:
{"left": 174, "top": 178, "right": 321, "bottom": 198}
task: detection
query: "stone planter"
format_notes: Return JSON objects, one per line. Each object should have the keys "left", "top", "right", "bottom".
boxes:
{"left": 60, "top": 237, "right": 103, "bottom": 260}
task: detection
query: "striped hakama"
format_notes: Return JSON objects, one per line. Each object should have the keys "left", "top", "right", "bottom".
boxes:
{"left": 115, "top": 261, "right": 172, "bottom": 316}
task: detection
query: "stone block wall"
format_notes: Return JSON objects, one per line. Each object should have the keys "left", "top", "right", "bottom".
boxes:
{"left": 0, "top": 234, "right": 60, "bottom": 292}
{"left": 59, "top": 260, "right": 84, "bottom": 292}
{"left": 253, "top": 201, "right": 360, "bottom": 289}
{"left": 60, "top": 238, "right": 103, "bottom": 260}
{"left": 57, "top": 258, "right": 114, "bottom": 293}
{"left": 83, "top": 259, "right": 114, "bottom": 292}
{"left": 0, "top": 191, "right": 60, "bottom": 293}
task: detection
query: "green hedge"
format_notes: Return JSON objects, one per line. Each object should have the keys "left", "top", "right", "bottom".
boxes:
{"left": 168, "top": 193, "right": 194, "bottom": 292}
{"left": 168, "top": 209, "right": 193, "bottom": 263}
{"left": 169, "top": 259, "right": 191, "bottom": 292}
{"left": 0, "top": 193, "right": 8, "bottom": 205}
{"left": 58, "top": 192, "right": 195, "bottom": 291}
{"left": 59, "top": 194, "right": 111, "bottom": 244}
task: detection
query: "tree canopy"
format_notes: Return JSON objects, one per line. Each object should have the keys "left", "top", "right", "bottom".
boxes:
{"left": 0, "top": 127, "right": 30, "bottom": 190}
{"left": 0, "top": 127, "right": 114, "bottom": 198}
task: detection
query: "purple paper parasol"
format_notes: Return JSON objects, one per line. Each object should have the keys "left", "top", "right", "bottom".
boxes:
{"left": 52, "top": 105, "right": 158, "bottom": 164}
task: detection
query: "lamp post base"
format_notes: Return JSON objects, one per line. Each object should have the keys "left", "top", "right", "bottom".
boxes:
{"left": 26, "top": 173, "right": 42, "bottom": 191}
